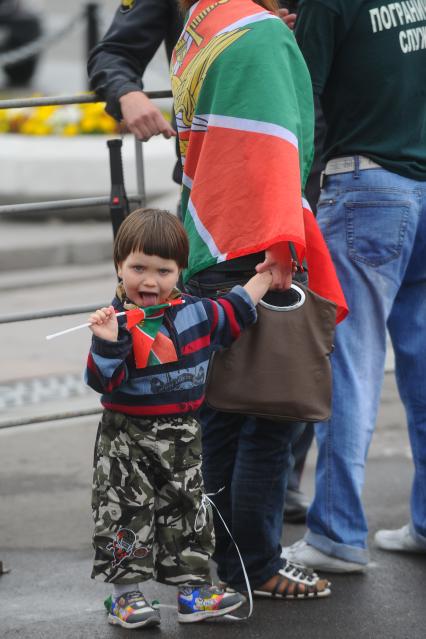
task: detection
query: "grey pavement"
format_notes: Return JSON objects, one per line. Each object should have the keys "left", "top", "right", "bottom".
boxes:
{"left": 0, "top": 221, "right": 114, "bottom": 273}
{"left": 0, "top": 249, "right": 421, "bottom": 637}
{"left": 1, "top": 375, "right": 425, "bottom": 639}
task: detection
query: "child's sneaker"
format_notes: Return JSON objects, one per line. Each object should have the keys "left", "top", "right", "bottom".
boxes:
{"left": 177, "top": 584, "right": 245, "bottom": 623}
{"left": 108, "top": 590, "right": 161, "bottom": 629}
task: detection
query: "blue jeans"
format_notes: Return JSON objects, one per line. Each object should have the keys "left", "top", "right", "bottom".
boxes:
{"left": 186, "top": 274, "right": 305, "bottom": 589}
{"left": 306, "top": 161, "right": 426, "bottom": 563}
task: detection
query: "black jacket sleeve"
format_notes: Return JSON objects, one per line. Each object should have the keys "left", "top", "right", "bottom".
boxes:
{"left": 87, "top": 0, "right": 183, "bottom": 121}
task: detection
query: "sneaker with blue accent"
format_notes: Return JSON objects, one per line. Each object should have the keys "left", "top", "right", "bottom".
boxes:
{"left": 177, "top": 584, "right": 245, "bottom": 623}
{"left": 107, "top": 590, "right": 161, "bottom": 629}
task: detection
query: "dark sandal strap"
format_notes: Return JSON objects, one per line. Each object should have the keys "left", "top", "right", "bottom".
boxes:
{"left": 271, "top": 575, "right": 289, "bottom": 597}
{"left": 285, "top": 580, "right": 306, "bottom": 598}
{"left": 274, "top": 576, "right": 315, "bottom": 598}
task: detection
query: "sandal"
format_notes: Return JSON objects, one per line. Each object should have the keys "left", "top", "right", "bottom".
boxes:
{"left": 253, "top": 561, "right": 331, "bottom": 599}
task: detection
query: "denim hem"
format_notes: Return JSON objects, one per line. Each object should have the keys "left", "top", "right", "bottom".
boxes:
{"left": 409, "top": 521, "right": 426, "bottom": 549}
{"left": 305, "top": 530, "right": 369, "bottom": 565}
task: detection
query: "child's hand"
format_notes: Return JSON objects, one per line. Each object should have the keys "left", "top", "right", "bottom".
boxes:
{"left": 243, "top": 271, "right": 273, "bottom": 306}
{"left": 88, "top": 306, "right": 118, "bottom": 342}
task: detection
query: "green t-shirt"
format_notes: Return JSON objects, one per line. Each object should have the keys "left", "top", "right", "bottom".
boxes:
{"left": 295, "top": 0, "right": 426, "bottom": 180}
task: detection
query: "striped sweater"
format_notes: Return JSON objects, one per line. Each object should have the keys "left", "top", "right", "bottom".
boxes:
{"left": 85, "top": 285, "right": 256, "bottom": 417}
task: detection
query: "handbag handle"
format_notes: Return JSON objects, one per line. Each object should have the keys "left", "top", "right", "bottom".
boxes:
{"left": 259, "top": 283, "right": 306, "bottom": 311}
{"left": 259, "top": 242, "right": 307, "bottom": 311}
{"left": 289, "top": 241, "right": 304, "bottom": 273}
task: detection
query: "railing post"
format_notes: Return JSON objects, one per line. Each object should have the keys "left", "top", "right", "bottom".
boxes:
{"left": 134, "top": 138, "right": 147, "bottom": 208}
{"left": 85, "top": 2, "right": 100, "bottom": 87}
{"left": 107, "top": 138, "right": 130, "bottom": 239}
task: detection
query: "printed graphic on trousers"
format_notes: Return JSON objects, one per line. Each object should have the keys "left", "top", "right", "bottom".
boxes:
{"left": 91, "top": 410, "right": 214, "bottom": 584}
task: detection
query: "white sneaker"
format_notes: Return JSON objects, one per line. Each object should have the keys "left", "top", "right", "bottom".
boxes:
{"left": 374, "top": 525, "right": 426, "bottom": 553}
{"left": 281, "top": 540, "right": 366, "bottom": 573}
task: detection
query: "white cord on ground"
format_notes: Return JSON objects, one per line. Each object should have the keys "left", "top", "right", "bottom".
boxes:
{"left": 195, "top": 488, "right": 253, "bottom": 620}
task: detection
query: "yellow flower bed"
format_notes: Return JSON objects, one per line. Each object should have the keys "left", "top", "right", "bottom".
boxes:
{"left": 0, "top": 102, "right": 120, "bottom": 135}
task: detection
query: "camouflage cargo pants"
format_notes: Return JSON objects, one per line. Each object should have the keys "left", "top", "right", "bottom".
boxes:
{"left": 91, "top": 409, "right": 214, "bottom": 585}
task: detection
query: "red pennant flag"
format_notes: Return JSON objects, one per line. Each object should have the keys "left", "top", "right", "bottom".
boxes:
{"left": 123, "top": 299, "right": 185, "bottom": 368}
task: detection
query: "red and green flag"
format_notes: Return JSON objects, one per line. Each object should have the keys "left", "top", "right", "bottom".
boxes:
{"left": 171, "top": 0, "right": 348, "bottom": 323}
{"left": 125, "top": 300, "right": 184, "bottom": 368}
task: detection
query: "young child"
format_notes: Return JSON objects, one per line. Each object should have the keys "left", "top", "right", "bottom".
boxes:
{"left": 85, "top": 208, "right": 272, "bottom": 629}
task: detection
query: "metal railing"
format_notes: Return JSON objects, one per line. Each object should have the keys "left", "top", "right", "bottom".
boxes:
{"left": 0, "top": 88, "right": 173, "bottom": 429}
{"left": 0, "top": 90, "right": 172, "bottom": 217}
{"left": 0, "top": 303, "right": 109, "bottom": 325}
{"left": 0, "top": 409, "right": 103, "bottom": 431}
{"left": 0, "top": 91, "right": 172, "bottom": 110}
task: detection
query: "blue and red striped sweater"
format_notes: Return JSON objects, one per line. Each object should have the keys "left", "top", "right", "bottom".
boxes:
{"left": 85, "top": 285, "right": 256, "bottom": 417}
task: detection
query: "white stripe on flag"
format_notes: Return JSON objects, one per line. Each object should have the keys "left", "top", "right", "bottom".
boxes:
{"left": 187, "top": 2, "right": 200, "bottom": 19}
{"left": 302, "top": 197, "right": 313, "bottom": 213}
{"left": 191, "top": 114, "right": 209, "bottom": 132}
{"left": 196, "top": 114, "right": 299, "bottom": 150}
{"left": 182, "top": 173, "right": 193, "bottom": 190}
{"left": 217, "top": 11, "right": 279, "bottom": 36}
{"left": 188, "top": 198, "right": 227, "bottom": 264}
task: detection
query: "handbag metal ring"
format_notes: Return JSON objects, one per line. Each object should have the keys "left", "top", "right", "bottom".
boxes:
{"left": 259, "top": 284, "right": 306, "bottom": 312}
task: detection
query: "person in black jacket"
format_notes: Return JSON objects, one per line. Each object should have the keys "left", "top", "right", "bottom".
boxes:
{"left": 88, "top": 0, "right": 180, "bottom": 142}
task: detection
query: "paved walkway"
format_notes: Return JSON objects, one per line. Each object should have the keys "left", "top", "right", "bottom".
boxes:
{"left": 1, "top": 373, "right": 424, "bottom": 639}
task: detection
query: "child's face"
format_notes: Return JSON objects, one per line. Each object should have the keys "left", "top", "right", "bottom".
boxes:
{"left": 117, "top": 251, "right": 180, "bottom": 307}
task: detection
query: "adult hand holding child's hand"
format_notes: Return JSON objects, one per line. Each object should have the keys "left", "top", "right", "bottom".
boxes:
{"left": 256, "top": 242, "right": 294, "bottom": 291}
{"left": 88, "top": 306, "right": 118, "bottom": 342}
{"left": 243, "top": 270, "right": 273, "bottom": 306}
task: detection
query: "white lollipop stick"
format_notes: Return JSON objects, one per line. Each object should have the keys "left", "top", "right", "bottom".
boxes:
{"left": 46, "top": 311, "right": 126, "bottom": 340}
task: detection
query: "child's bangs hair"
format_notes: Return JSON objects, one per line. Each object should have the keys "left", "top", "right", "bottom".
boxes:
{"left": 113, "top": 208, "right": 189, "bottom": 271}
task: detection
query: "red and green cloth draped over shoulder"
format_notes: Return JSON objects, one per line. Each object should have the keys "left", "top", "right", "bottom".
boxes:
{"left": 171, "top": 0, "right": 348, "bottom": 323}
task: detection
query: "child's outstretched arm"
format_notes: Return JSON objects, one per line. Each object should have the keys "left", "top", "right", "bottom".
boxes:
{"left": 205, "top": 272, "right": 272, "bottom": 348}
{"left": 243, "top": 271, "right": 273, "bottom": 306}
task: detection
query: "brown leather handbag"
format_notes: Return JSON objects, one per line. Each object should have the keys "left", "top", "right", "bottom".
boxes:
{"left": 205, "top": 283, "right": 337, "bottom": 422}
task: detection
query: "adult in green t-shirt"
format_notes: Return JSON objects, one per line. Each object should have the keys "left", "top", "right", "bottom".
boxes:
{"left": 282, "top": 0, "right": 426, "bottom": 572}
